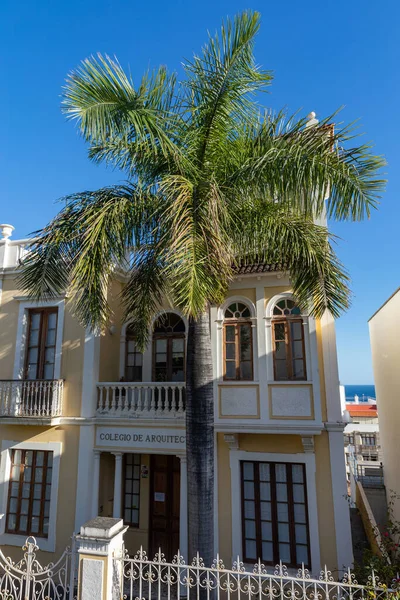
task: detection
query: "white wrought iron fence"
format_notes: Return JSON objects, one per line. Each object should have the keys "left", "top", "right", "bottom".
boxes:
{"left": 116, "top": 548, "right": 397, "bottom": 600}
{"left": 0, "top": 536, "right": 76, "bottom": 600}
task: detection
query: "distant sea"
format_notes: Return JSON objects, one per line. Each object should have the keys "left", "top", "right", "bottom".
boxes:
{"left": 345, "top": 384, "right": 376, "bottom": 401}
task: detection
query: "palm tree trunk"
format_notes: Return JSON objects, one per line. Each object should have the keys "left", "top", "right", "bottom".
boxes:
{"left": 186, "top": 308, "right": 214, "bottom": 566}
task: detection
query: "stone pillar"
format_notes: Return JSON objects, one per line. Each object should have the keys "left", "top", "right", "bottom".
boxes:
{"left": 91, "top": 450, "right": 101, "bottom": 518}
{"left": 179, "top": 455, "right": 188, "bottom": 561}
{"left": 112, "top": 452, "right": 123, "bottom": 518}
{"left": 76, "top": 517, "right": 127, "bottom": 600}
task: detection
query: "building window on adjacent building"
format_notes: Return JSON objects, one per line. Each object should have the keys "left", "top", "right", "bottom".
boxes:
{"left": 223, "top": 302, "right": 253, "bottom": 380}
{"left": 344, "top": 434, "right": 355, "bottom": 445}
{"left": 25, "top": 308, "right": 58, "bottom": 380}
{"left": 272, "top": 299, "right": 306, "bottom": 381}
{"left": 125, "top": 324, "right": 143, "bottom": 381}
{"left": 241, "top": 461, "right": 310, "bottom": 567}
{"left": 6, "top": 450, "right": 53, "bottom": 538}
{"left": 123, "top": 454, "right": 141, "bottom": 527}
{"left": 361, "top": 434, "right": 376, "bottom": 447}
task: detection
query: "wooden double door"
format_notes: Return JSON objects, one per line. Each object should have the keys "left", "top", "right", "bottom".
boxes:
{"left": 149, "top": 455, "right": 180, "bottom": 560}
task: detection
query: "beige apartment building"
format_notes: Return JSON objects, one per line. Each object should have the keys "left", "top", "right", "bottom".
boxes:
{"left": 369, "top": 287, "right": 400, "bottom": 522}
{"left": 0, "top": 222, "right": 353, "bottom": 573}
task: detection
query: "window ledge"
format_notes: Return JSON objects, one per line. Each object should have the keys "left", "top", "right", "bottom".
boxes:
{"left": 219, "top": 381, "right": 259, "bottom": 385}
{"left": 267, "top": 380, "right": 312, "bottom": 385}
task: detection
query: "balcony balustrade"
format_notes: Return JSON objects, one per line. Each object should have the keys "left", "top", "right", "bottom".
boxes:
{"left": 96, "top": 382, "right": 186, "bottom": 419}
{"left": 0, "top": 379, "right": 64, "bottom": 418}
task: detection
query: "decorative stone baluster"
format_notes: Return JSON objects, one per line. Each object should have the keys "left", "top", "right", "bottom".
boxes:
{"left": 30, "top": 381, "right": 35, "bottom": 416}
{"left": 98, "top": 386, "right": 103, "bottom": 412}
{"left": 150, "top": 386, "right": 156, "bottom": 413}
{"left": 116, "top": 386, "right": 123, "bottom": 413}
{"left": 111, "top": 386, "right": 117, "bottom": 413}
{"left": 45, "top": 381, "right": 50, "bottom": 416}
{"left": 178, "top": 386, "right": 183, "bottom": 414}
{"left": 123, "top": 386, "right": 130, "bottom": 415}
{"left": 105, "top": 386, "right": 109, "bottom": 411}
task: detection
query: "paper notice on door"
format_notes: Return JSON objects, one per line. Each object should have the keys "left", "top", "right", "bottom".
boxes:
{"left": 154, "top": 492, "right": 165, "bottom": 502}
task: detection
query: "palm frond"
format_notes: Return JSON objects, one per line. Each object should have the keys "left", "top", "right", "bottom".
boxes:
{"left": 232, "top": 111, "right": 386, "bottom": 221}
{"left": 62, "top": 54, "right": 183, "bottom": 169}
{"left": 183, "top": 10, "right": 272, "bottom": 168}
{"left": 121, "top": 249, "right": 168, "bottom": 351}
{"left": 231, "top": 200, "right": 350, "bottom": 317}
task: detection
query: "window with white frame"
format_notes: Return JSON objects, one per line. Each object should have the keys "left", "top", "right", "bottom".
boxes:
{"left": 0, "top": 440, "right": 61, "bottom": 551}
{"left": 241, "top": 460, "right": 310, "bottom": 567}
{"left": 223, "top": 302, "right": 253, "bottom": 381}
{"left": 271, "top": 299, "right": 306, "bottom": 381}
{"left": 6, "top": 449, "right": 53, "bottom": 537}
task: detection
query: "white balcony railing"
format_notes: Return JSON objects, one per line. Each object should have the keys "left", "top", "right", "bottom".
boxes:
{"left": 0, "top": 380, "right": 64, "bottom": 417}
{"left": 96, "top": 382, "right": 186, "bottom": 419}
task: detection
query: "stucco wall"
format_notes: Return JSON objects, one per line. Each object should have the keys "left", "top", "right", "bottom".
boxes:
{"left": 369, "top": 290, "right": 400, "bottom": 522}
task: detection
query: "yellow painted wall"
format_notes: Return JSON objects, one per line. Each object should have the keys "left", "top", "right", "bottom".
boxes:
{"left": 226, "top": 288, "right": 256, "bottom": 304}
{"left": 0, "top": 424, "right": 79, "bottom": 560}
{"left": 369, "top": 290, "right": 400, "bottom": 522}
{"left": 0, "top": 279, "right": 20, "bottom": 378}
{"left": 264, "top": 284, "right": 292, "bottom": 303}
{"left": 99, "top": 279, "right": 124, "bottom": 383}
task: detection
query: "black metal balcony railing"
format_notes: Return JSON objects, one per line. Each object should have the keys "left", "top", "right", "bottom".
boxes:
{"left": 0, "top": 380, "right": 64, "bottom": 418}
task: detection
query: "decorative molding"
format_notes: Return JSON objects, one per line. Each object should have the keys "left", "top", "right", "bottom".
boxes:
{"left": 269, "top": 384, "right": 314, "bottom": 420}
{"left": 219, "top": 385, "right": 260, "bottom": 419}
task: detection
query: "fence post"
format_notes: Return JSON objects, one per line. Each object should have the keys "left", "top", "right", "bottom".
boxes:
{"left": 75, "top": 517, "right": 127, "bottom": 600}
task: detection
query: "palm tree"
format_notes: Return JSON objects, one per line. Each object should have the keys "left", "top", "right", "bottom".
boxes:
{"left": 18, "top": 11, "right": 385, "bottom": 565}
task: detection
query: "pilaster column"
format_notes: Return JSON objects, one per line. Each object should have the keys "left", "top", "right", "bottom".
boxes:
{"left": 112, "top": 452, "right": 123, "bottom": 518}
{"left": 76, "top": 517, "right": 127, "bottom": 600}
{"left": 91, "top": 450, "right": 101, "bottom": 518}
{"left": 179, "top": 455, "right": 188, "bottom": 561}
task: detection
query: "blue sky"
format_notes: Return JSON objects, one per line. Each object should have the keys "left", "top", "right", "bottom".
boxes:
{"left": 1, "top": 0, "right": 398, "bottom": 384}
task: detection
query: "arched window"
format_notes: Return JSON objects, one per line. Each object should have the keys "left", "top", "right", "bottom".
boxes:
{"left": 223, "top": 302, "right": 253, "bottom": 381}
{"left": 153, "top": 313, "right": 185, "bottom": 382}
{"left": 125, "top": 324, "right": 143, "bottom": 381}
{"left": 272, "top": 299, "right": 306, "bottom": 381}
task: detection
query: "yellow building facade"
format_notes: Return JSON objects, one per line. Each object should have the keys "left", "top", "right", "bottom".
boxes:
{"left": 0, "top": 224, "right": 352, "bottom": 572}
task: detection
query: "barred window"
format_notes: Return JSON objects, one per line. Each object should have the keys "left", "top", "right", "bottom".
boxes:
{"left": 6, "top": 450, "right": 53, "bottom": 537}
{"left": 123, "top": 454, "right": 141, "bottom": 527}
{"left": 241, "top": 461, "right": 310, "bottom": 567}
{"left": 272, "top": 299, "right": 306, "bottom": 381}
{"left": 223, "top": 302, "right": 253, "bottom": 381}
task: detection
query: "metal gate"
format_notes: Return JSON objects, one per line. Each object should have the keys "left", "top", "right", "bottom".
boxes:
{"left": 0, "top": 536, "right": 77, "bottom": 599}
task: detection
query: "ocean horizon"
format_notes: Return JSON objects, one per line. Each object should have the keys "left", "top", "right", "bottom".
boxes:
{"left": 344, "top": 384, "right": 376, "bottom": 400}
